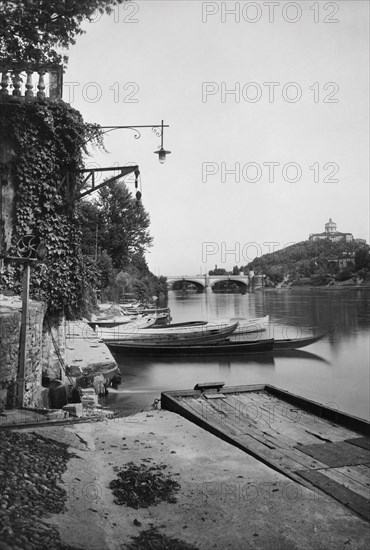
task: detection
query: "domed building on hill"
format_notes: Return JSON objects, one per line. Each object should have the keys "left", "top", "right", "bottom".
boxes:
{"left": 309, "top": 219, "right": 354, "bottom": 242}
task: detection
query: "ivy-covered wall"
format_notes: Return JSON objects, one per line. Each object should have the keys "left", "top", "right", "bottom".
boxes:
{"left": 0, "top": 101, "right": 101, "bottom": 318}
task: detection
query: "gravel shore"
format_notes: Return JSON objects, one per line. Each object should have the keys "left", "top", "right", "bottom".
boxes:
{"left": 1, "top": 411, "right": 368, "bottom": 550}
{"left": 0, "top": 430, "right": 81, "bottom": 550}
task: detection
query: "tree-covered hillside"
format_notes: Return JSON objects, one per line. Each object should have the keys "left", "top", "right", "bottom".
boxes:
{"left": 244, "top": 239, "right": 369, "bottom": 285}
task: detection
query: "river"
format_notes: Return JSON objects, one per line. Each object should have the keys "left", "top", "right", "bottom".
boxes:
{"left": 103, "top": 289, "right": 370, "bottom": 421}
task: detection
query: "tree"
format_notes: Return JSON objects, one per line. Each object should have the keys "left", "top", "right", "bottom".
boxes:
{"left": 98, "top": 181, "right": 153, "bottom": 269}
{"left": 78, "top": 200, "right": 103, "bottom": 257}
{"left": 0, "top": 0, "right": 127, "bottom": 66}
{"left": 355, "top": 247, "right": 370, "bottom": 271}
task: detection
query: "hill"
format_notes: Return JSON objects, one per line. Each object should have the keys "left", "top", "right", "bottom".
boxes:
{"left": 245, "top": 239, "right": 369, "bottom": 286}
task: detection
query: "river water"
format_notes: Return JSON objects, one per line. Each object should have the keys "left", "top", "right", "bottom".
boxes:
{"left": 103, "top": 289, "right": 370, "bottom": 421}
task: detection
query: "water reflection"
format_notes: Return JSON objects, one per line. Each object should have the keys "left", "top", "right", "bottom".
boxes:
{"left": 272, "top": 349, "right": 331, "bottom": 364}
{"left": 105, "top": 289, "right": 370, "bottom": 420}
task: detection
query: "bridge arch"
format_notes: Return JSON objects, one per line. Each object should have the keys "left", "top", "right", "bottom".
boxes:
{"left": 168, "top": 278, "right": 206, "bottom": 292}
{"left": 167, "top": 274, "right": 250, "bottom": 293}
{"left": 210, "top": 277, "right": 249, "bottom": 292}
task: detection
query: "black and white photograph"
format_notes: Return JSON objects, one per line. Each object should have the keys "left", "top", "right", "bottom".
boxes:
{"left": 0, "top": 1, "right": 369, "bottom": 549}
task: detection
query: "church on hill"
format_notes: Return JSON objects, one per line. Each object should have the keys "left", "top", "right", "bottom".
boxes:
{"left": 309, "top": 219, "right": 355, "bottom": 243}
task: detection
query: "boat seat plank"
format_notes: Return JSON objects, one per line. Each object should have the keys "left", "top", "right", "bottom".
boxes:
{"left": 296, "top": 469, "right": 370, "bottom": 522}
{"left": 319, "top": 467, "right": 370, "bottom": 500}
{"left": 345, "top": 437, "right": 370, "bottom": 451}
{"left": 194, "top": 382, "right": 225, "bottom": 391}
{"left": 296, "top": 441, "right": 370, "bottom": 468}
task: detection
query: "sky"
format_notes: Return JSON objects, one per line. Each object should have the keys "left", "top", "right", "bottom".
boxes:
{"left": 63, "top": 0, "right": 369, "bottom": 276}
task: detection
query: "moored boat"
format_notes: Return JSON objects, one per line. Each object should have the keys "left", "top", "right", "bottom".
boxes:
{"left": 273, "top": 332, "right": 326, "bottom": 350}
{"left": 229, "top": 315, "right": 269, "bottom": 335}
{"left": 88, "top": 315, "right": 137, "bottom": 330}
{"left": 106, "top": 337, "right": 274, "bottom": 355}
{"left": 100, "top": 320, "right": 239, "bottom": 344}
{"left": 143, "top": 320, "right": 208, "bottom": 329}
{"left": 105, "top": 332, "right": 326, "bottom": 356}
{"left": 95, "top": 315, "right": 158, "bottom": 339}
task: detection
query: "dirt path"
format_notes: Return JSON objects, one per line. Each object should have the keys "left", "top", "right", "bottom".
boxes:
{"left": 23, "top": 410, "right": 370, "bottom": 550}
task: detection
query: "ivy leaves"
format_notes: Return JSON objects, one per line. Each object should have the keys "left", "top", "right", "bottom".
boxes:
{"left": 0, "top": 101, "right": 103, "bottom": 317}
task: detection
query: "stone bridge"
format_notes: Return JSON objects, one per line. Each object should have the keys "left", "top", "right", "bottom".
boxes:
{"left": 167, "top": 274, "right": 252, "bottom": 292}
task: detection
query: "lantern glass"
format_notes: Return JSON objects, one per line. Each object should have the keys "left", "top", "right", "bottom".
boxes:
{"left": 154, "top": 147, "right": 171, "bottom": 164}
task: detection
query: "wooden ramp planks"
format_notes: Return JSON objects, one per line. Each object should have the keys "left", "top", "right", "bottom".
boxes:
{"left": 317, "top": 466, "right": 370, "bottom": 500}
{"left": 233, "top": 391, "right": 360, "bottom": 443}
{"left": 296, "top": 469, "right": 370, "bottom": 522}
{"left": 161, "top": 384, "right": 370, "bottom": 521}
{"left": 346, "top": 437, "right": 370, "bottom": 451}
{"left": 183, "top": 394, "right": 330, "bottom": 472}
{"left": 297, "top": 441, "right": 370, "bottom": 468}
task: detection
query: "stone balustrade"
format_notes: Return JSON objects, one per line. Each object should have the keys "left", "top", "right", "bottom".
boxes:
{"left": 0, "top": 64, "right": 63, "bottom": 102}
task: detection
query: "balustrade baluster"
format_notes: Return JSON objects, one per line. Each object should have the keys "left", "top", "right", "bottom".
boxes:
{"left": 12, "top": 72, "right": 22, "bottom": 96}
{"left": 36, "top": 70, "right": 46, "bottom": 98}
{"left": 25, "top": 71, "right": 34, "bottom": 98}
{"left": 1, "top": 71, "right": 9, "bottom": 96}
{"left": 0, "top": 65, "right": 62, "bottom": 102}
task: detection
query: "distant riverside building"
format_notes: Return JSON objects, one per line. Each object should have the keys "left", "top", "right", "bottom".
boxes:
{"left": 309, "top": 219, "right": 354, "bottom": 243}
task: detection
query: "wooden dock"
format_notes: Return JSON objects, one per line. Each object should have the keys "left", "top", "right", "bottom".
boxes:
{"left": 161, "top": 383, "right": 370, "bottom": 522}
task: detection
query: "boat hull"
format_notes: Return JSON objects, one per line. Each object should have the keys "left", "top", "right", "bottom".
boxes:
{"left": 105, "top": 332, "right": 326, "bottom": 356}
{"left": 273, "top": 333, "right": 326, "bottom": 350}
{"left": 100, "top": 321, "right": 239, "bottom": 344}
{"left": 106, "top": 338, "right": 274, "bottom": 356}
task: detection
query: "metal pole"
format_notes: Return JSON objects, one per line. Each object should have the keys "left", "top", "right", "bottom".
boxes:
{"left": 17, "top": 261, "right": 30, "bottom": 407}
{"left": 95, "top": 224, "right": 98, "bottom": 262}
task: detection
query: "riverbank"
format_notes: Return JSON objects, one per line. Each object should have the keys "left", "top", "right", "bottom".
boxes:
{"left": 2, "top": 411, "right": 368, "bottom": 550}
{"left": 261, "top": 281, "right": 370, "bottom": 291}
{"left": 65, "top": 320, "right": 119, "bottom": 388}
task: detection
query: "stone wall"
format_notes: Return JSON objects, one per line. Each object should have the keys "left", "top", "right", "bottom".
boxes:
{"left": 24, "top": 303, "right": 47, "bottom": 407}
{"left": 0, "top": 309, "right": 21, "bottom": 408}
{"left": 42, "top": 312, "right": 66, "bottom": 381}
{"left": 0, "top": 300, "right": 47, "bottom": 409}
{"left": 0, "top": 131, "right": 16, "bottom": 254}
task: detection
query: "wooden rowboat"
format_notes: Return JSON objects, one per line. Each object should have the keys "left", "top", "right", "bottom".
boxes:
{"left": 106, "top": 337, "right": 274, "bottom": 355}
{"left": 273, "top": 332, "right": 326, "bottom": 350}
{"left": 148, "top": 316, "right": 269, "bottom": 335}
{"left": 88, "top": 315, "right": 137, "bottom": 330}
{"left": 100, "top": 320, "right": 239, "bottom": 344}
{"left": 105, "top": 333, "right": 326, "bottom": 356}
{"left": 230, "top": 315, "right": 269, "bottom": 335}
